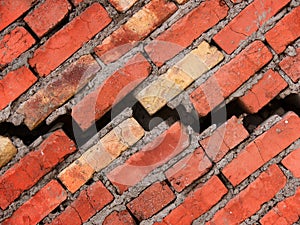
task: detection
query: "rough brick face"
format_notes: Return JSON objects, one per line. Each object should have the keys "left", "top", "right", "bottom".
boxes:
{"left": 238, "top": 70, "right": 288, "bottom": 113}
{"left": 280, "top": 47, "right": 300, "bottom": 83}
{"left": 103, "top": 210, "right": 136, "bottom": 225}
{"left": 109, "top": 0, "right": 138, "bottom": 12}
{"left": 222, "top": 112, "right": 300, "bottom": 186}
{"left": 207, "top": 165, "right": 286, "bottom": 225}
{"left": 50, "top": 181, "right": 114, "bottom": 224}
{"left": 0, "top": 136, "right": 17, "bottom": 168}
{"left": 29, "top": 3, "right": 111, "bottom": 76}
{"left": 0, "top": 0, "right": 36, "bottom": 31}
{"left": 2, "top": 180, "right": 67, "bottom": 225}
{"left": 95, "top": 0, "right": 177, "bottom": 64}
{"left": 127, "top": 182, "right": 175, "bottom": 220}
{"left": 165, "top": 147, "right": 212, "bottom": 192}
{"left": 200, "top": 116, "right": 249, "bottom": 162}
{"left": 162, "top": 176, "right": 227, "bottom": 224}
{"left": 17, "top": 55, "right": 100, "bottom": 130}
{"left": 0, "top": 27, "right": 35, "bottom": 68}
{"left": 24, "top": 0, "right": 71, "bottom": 37}
{"left": 266, "top": 6, "right": 300, "bottom": 53}
{"left": 282, "top": 148, "right": 300, "bottom": 178}
{"left": 0, "top": 130, "right": 75, "bottom": 209}
{"left": 107, "top": 122, "right": 189, "bottom": 193}
{"left": 213, "top": 0, "right": 290, "bottom": 54}
{"left": 72, "top": 54, "right": 151, "bottom": 131}
{"left": 145, "top": 0, "right": 228, "bottom": 67}
{"left": 0, "top": 66, "right": 37, "bottom": 110}
{"left": 190, "top": 41, "right": 272, "bottom": 117}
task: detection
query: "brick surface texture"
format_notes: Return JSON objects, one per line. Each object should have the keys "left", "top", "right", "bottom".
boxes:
{"left": 1, "top": 0, "right": 300, "bottom": 224}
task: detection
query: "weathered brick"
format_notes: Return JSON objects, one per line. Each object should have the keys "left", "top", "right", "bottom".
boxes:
{"left": 207, "top": 165, "right": 286, "bottom": 225}
{"left": 109, "top": 0, "right": 138, "bottom": 12}
{"left": 145, "top": 0, "right": 228, "bottom": 67}
{"left": 162, "top": 176, "right": 227, "bottom": 224}
{"left": 0, "top": 66, "right": 37, "bottom": 110}
{"left": 0, "top": 136, "right": 17, "bottom": 168}
{"left": 127, "top": 182, "right": 175, "bottom": 220}
{"left": 29, "top": 3, "right": 111, "bottom": 76}
{"left": 190, "top": 41, "right": 272, "bottom": 117}
{"left": 266, "top": 6, "right": 300, "bottom": 53}
{"left": 107, "top": 122, "right": 189, "bottom": 193}
{"left": 0, "top": 0, "right": 36, "bottom": 31}
{"left": 50, "top": 181, "right": 113, "bottom": 224}
{"left": 0, "top": 130, "right": 75, "bottom": 209}
{"left": 222, "top": 112, "right": 300, "bottom": 186}
{"left": 17, "top": 55, "right": 100, "bottom": 130}
{"left": 103, "top": 210, "right": 136, "bottom": 225}
{"left": 282, "top": 148, "right": 300, "bottom": 178}
{"left": 213, "top": 0, "right": 290, "bottom": 54}
{"left": 95, "top": 0, "right": 177, "bottom": 64}
{"left": 200, "top": 116, "right": 249, "bottom": 162}
{"left": 238, "top": 70, "right": 288, "bottom": 113}
{"left": 2, "top": 180, "right": 67, "bottom": 225}
{"left": 260, "top": 187, "right": 300, "bottom": 225}
{"left": 24, "top": 0, "right": 71, "bottom": 37}
{"left": 59, "top": 118, "right": 144, "bottom": 193}
{"left": 72, "top": 54, "right": 151, "bottom": 131}
{"left": 0, "top": 27, "right": 35, "bottom": 68}
{"left": 280, "top": 47, "right": 300, "bottom": 83}
{"left": 137, "top": 41, "right": 223, "bottom": 115}
{"left": 165, "top": 147, "right": 212, "bottom": 192}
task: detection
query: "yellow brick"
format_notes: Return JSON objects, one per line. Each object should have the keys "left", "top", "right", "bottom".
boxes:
{"left": 0, "top": 136, "right": 17, "bottom": 168}
{"left": 165, "top": 67, "right": 194, "bottom": 90}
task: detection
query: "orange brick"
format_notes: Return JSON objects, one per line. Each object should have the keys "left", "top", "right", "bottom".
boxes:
{"left": 127, "top": 182, "right": 175, "bottom": 220}
{"left": 145, "top": 0, "right": 228, "bottom": 67}
{"left": 190, "top": 41, "right": 272, "bottom": 117}
{"left": 2, "top": 180, "right": 67, "bottom": 225}
{"left": 0, "top": 27, "right": 35, "bottom": 68}
{"left": 266, "top": 6, "right": 300, "bottom": 53}
{"left": 29, "top": 3, "right": 111, "bottom": 76}
{"left": 24, "top": 0, "right": 71, "bottom": 37}
{"left": 165, "top": 147, "right": 212, "bottom": 192}
{"left": 0, "top": 67, "right": 37, "bottom": 110}
{"left": 207, "top": 165, "right": 286, "bottom": 225}
{"left": 282, "top": 148, "right": 300, "bottom": 178}
{"left": 222, "top": 112, "right": 300, "bottom": 186}
{"left": 238, "top": 70, "right": 288, "bottom": 113}
{"left": 280, "top": 47, "right": 300, "bottom": 83}
{"left": 213, "top": 0, "right": 290, "bottom": 54}
{"left": 95, "top": 0, "right": 177, "bottom": 64}
{"left": 103, "top": 210, "right": 136, "bottom": 225}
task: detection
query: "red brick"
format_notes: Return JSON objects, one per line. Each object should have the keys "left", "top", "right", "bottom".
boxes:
{"left": 165, "top": 147, "right": 212, "bottom": 192}
{"left": 266, "top": 6, "right": 300, "bottom": 53}
{"left": 213, "top": 0, "right": 290, "bottom": 54}
{"left": 0, "top": 67, "right": 37, "bottom": 110}
{"left": 95, "top": 0, "right": 177, "bottom": 64}
{"left": 0, "top": 0, "right": 36, "bottom": 31}
{"left": 282, "top": 148, "right": 300, "bottom": 178}
{"left": 280, "top": 47, "right": 300, "bottom": 83}
{"left": 107, "top": 122, "right": 189, "bottom": 193}
{"left": 200, "top": 116, "right": 249, "bottom": 162}
{"left": 50, "top": 181, "right": 114, "bottom": 224}
{"left": 127, "top": 181, "right": 175, "bottom": 221}
{"left": 0, "top": 130, "right": 76, "bottom": 209}
{"left": 207, "top": 165, "right": 286, "bottom": 225}
{"left": 24, "top": 0, "right": 71, "bottom": 37}
{"left": 238, "top": 70, "right": 288, "bottom": 113}
{"left": 190, "top": 41, "right": 272, "bottom": 117}
{"left": 0, "top": 27, "right": 35, "bottom": 68}
{"left": 162, "top": 176, "right": 227, "bottom": 224}
{"left": 222, "top": 112, "right": 300, "bottom": 186}
{"left": 72, "top": 54, "right": 151, "bottom": 131}
{"left": 145, "top": 0, "right": 228, "bottom": 67}
{"left": 17, "top": 55, "right": 100, "bottom": 130}
{"left": 260, "top": 187, "right": 300, "bottom": 225}
{"left": 29, "top": 3, "right": 111, "bottom": 76}
{"left": 103, "top": 210, "right": 136, "bottom": 225}
{"left": 2, "top": 180, "right": 67, "bottom": 225}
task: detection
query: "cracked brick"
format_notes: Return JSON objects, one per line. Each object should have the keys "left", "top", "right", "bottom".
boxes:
{"left": 0, "top": 130, "right": 76, "bottom": 209}
{"left": 29, "top": 3, "right": 111, "bottom": 76}
{"left": 280, "top": 47, "right": 300, "bottom": 83}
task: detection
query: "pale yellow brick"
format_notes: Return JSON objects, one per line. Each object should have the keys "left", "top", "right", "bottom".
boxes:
{"left": 0, "top": 136, "right": 17, "bottom": 167}
{"left": 109, "top": 0, "right": 138, "bottom": 12}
